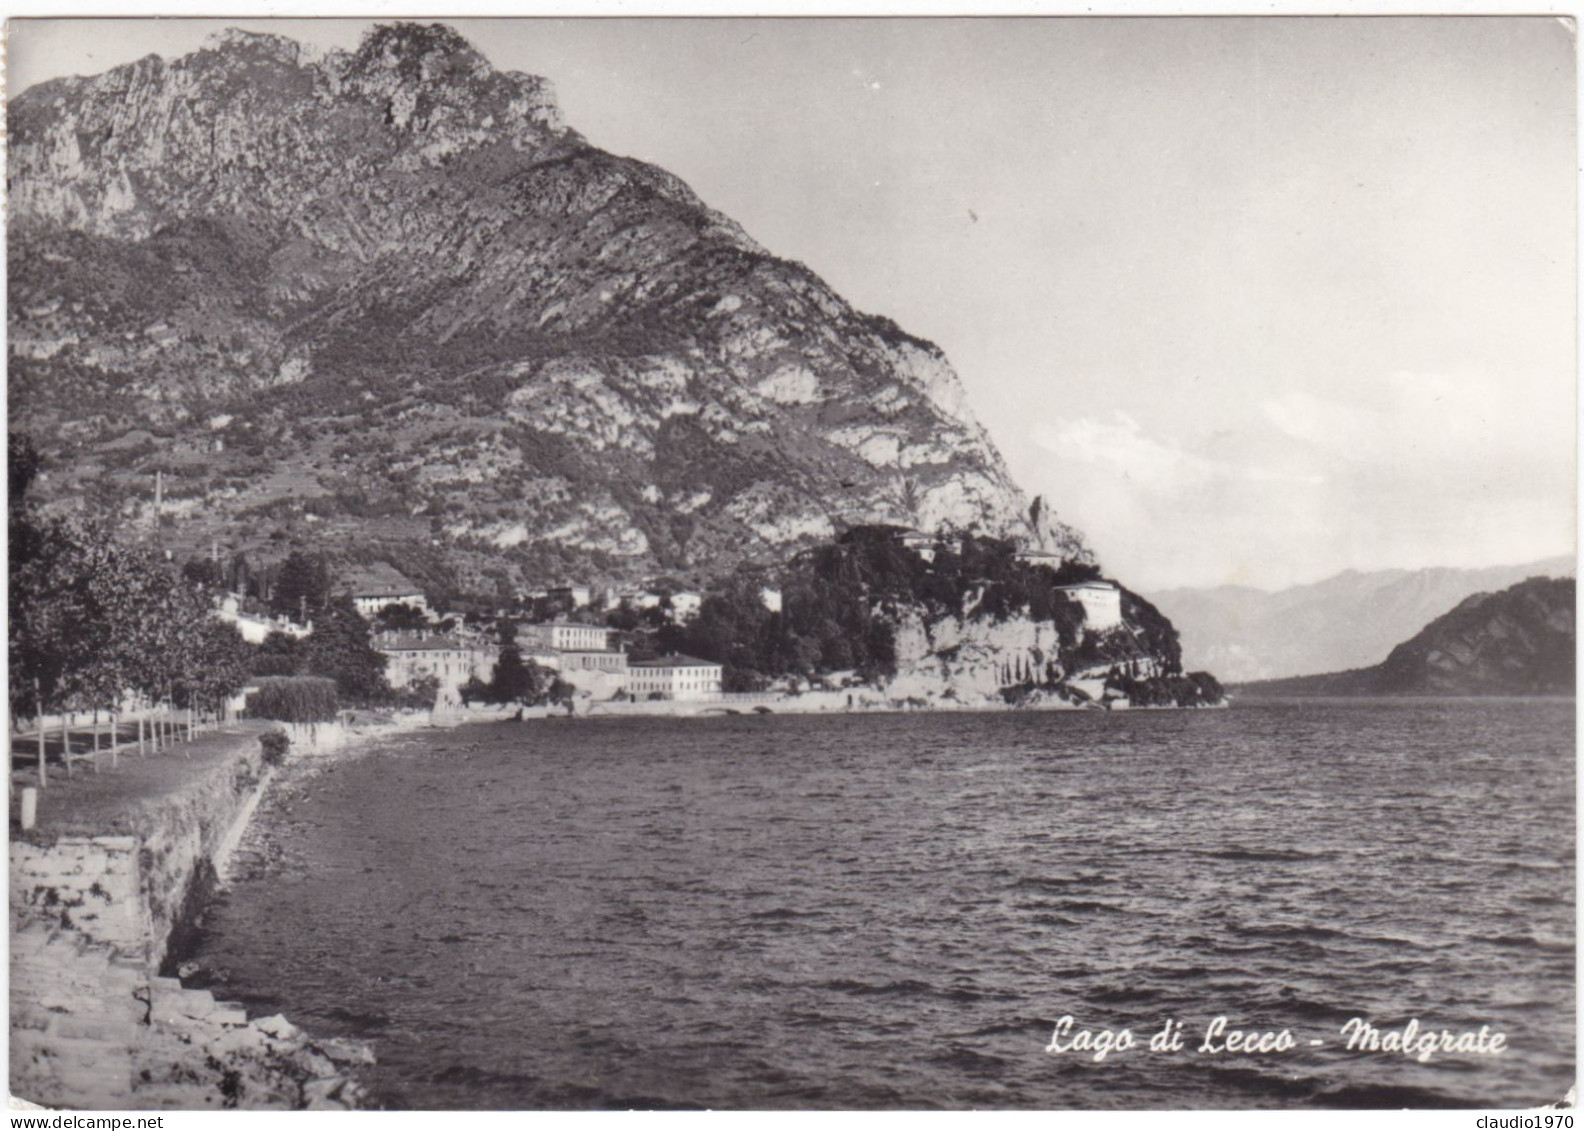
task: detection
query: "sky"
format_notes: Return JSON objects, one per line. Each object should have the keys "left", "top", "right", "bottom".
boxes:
{"left": 9, "top": 16, "right": 1577, "bottom": 591}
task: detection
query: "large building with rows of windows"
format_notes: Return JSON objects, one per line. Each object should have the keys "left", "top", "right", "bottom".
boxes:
{"left": 625, "top": 654, "right": 724, "bottom": 700}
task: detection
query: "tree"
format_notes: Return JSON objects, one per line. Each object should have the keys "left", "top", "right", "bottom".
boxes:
{"left": 372, "top": 602, "right": 431, "bottom": 633}
{"left": 484, "top": 621, "right": 549, "bottom": 704}
{"left": 251, "top": 631, "right": 305, "bottom": 677}
{"left": 227, "top": 552, "right": 253, "bottom": 597}
{"left": 10, "top": 517, "right": 97, "bottom": 721}
{"left": 9, "top": 435, "right": 72, "bottom": 721}
{"left": 270, "top": 550, "right": 331, "bottom": 622}
{"left": 162, "top": 585, "right": 250, "bottom": 714}
{"left": 545, "top": 674, "right": 575, "bottom": 706}
{"left": 301, "top": 594, "right": 389, "bottom": 704}
{"left": 246, "top": 677, "right": 339, "bottom": 723}
{"left": 723, "top": 665, "right": 769, "bottom": 693}
{"left": 9, "top": 433, "right": 251, "bottom": 730}
{"left": 396, "top": 673, "right": 441, "bottom": 710}
{"left": 489, "top": 641, "right": 530, "bottom": 703}
{"left": 9, "top": 433, "right": 41, "bottom": 508}
{"left": 181, "top": 556, "right": 224, "bottom": 590}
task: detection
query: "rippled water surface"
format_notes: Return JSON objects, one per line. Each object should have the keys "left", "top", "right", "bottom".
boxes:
{"left": 191, "top": 700, "right": 1575, "bottom": 1109}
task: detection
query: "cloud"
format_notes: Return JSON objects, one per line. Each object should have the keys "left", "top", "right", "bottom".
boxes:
{"left": 1023, "top": 373, "right": 1572, "bottom": 590}
{"left": 1261, "top": 370, "right": 1567, "bottom": 474}
{"left": 1032, "top": 411, "right": 1323, "bottom": 493}
{"left": 1033, "top": 412, "right": 1210, "bottom": 490}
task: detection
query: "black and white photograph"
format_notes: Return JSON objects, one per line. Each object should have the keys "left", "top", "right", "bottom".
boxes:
{"left": 5, "top": 10, "right": 1577, "bottom": 1115}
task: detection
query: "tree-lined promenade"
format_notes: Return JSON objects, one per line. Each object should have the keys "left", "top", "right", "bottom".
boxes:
{"left": 8, "top": 435, "right": 409, "bottom": 790}
{"left": 9, "top": 437, "right": 252, "bottom": 787}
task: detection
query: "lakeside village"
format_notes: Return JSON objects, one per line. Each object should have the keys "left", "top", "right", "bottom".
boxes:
{"left": 241, "top": 550, "right": 1129, "bottom": 716}
{"left": 9, "top": 432, "right": 1221, "bottom": 794}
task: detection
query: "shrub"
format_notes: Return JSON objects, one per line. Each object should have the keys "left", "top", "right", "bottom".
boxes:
{"left": 259, "top": 728, "right": 291, "bottom": 766}
{"left": 1104, "top": 670, "right": 1225, "bottom": 708}
{"left": 392, "top": 673, "right": 441, "bottom": 710}
{"left": 245, "top": 676, "right": 339, "bottom": 722}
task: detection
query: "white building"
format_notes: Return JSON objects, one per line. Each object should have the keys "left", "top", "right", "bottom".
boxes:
{"left": 216, "top": 595, "right": 310, "bottom": 644}
{"left": 523, "top": 646, "right": 562, "bottom": 670}
{"left": 759, "top": 586, "right": 783, "bottom": 614}
{"left": 522, "top": 621, "right": 615, "bottom": 652}
{"left": 626, "top": 654, "right": 724, "bottom": 700}
{"left": 378, "top": 634, "right": 498, "bottom": 706}
{"left": 1057, "top": 580, "right": 1124, "bottom": 631}
{"left": 898, "top": 529, "right": 939, "bottom": 562}
{"left": 344, "top": 564, "right": 430, "bottom": 620}
{"left": 558, "top": 650, "right": 628, "bottom": 674}
{"left": 548, "top": 584, "right": 592, "bottom": 608}
{"left": 1015, "top": 549, "right": 1064, "bottom": 569}
{"left": 669, "top": 591, "right": 703, "bottom": 621}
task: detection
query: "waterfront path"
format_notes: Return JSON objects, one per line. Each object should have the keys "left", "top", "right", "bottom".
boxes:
{"left": 9, "top": 721, "right": 271, "bottom": 840}
{"left": 11, "top": 713, "right": 229, "bottom": 783}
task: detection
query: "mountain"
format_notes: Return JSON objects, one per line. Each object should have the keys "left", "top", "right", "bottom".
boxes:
{"left": 1235, "top": 577, "right": 1575, "bottom": 697}
{"left": 1149, "top": 556, "right": 1575, "bottom": 683}
{"left": 8, "top": 23, "right": 1091, "bottom": 604}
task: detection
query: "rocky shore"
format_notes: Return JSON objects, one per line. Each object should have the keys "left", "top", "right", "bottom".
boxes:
{"left": 572, "top": 678, "right": 1225, "bottom": 719}
{"left": 8, "top": 716, "right": 416, "bottom": 1110}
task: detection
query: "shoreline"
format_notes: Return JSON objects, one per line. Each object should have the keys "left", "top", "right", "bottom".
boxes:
{"left": 11, "top": 696, "right": 1220, "bottom": 1109}
{"left": 9, "top": 713, "right": 419, "bottom": 1111}
{"left": 561, "top": 691, "right": 1226, "bottom": 720}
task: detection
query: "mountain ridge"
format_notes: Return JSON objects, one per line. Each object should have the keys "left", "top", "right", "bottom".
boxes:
{"left": 1150, "top": 555, "right": 1575, "bottom": 682}
{"left": 9, "top": 21, "right": 1090, "bottom": 600}
{"left": 1233, "top": 576, "right": 1576, "bottom": 697}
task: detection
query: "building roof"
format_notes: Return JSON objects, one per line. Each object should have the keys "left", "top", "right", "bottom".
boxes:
{"left": 1055, "top": 580, "right": 1119, "bottom": 592}
{"left": 530, "top": 620, "right": 612, "bottom": 631}
{"left": 377, "top": 635, "right": 483, "bottom": 653}
{"left": 342, "top": 562, "right": 423, "bottom": 598}
{"left": 628, "top": 653, "right": 721, "bottom": 670}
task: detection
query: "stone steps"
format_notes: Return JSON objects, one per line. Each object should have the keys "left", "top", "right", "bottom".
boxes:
{"left": 11, "top": 731, "right": 371, "bottom": 1111}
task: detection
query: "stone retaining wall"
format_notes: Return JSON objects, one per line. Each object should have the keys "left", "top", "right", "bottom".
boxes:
{"left": 9, "top": 726, "right": 371, "bottom": 1110}
{"left": 12, "top": 836, "right": 148, "bottom": 958}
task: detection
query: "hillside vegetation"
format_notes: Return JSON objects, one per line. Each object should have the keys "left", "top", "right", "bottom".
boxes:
{"left": 655, "top": 526, "right": 1222, "bottom": 707}
{"left": 1236, "top": 577, "right": 1575, "bottom": 697}
{"left": 10, "top": 22, "right": 1087, "bottom": 594}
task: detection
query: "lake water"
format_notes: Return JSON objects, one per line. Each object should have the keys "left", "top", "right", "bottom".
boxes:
{"left": 189, "top": 700, "right": 1575, "bottom": 1109}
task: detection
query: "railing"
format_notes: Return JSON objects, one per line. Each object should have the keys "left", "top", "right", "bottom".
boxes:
{"left": 10, "top": 706, "right": 229, "bottom": 789}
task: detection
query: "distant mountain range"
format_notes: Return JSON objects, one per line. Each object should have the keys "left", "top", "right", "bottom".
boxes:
{"left": 1150, "top": 556, "right": 1575, "bottom": 683}
{"left": 1234, "top": 577, "right": 1575, "bottom": 697}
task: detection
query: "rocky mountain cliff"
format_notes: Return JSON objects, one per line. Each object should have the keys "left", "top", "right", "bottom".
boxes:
{"left": 1236, "top": 577, "right": 1575, "bottom": 697}
{"left": 1150, "top": 556, "right": 1575, "bottom": 682}
{"left": 9, "top": 23, "right": 1089, "bottom": 598}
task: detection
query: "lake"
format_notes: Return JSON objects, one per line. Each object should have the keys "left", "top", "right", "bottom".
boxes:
{"left": 188, "top": 699, "right": 1575, "bottom": 1109}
